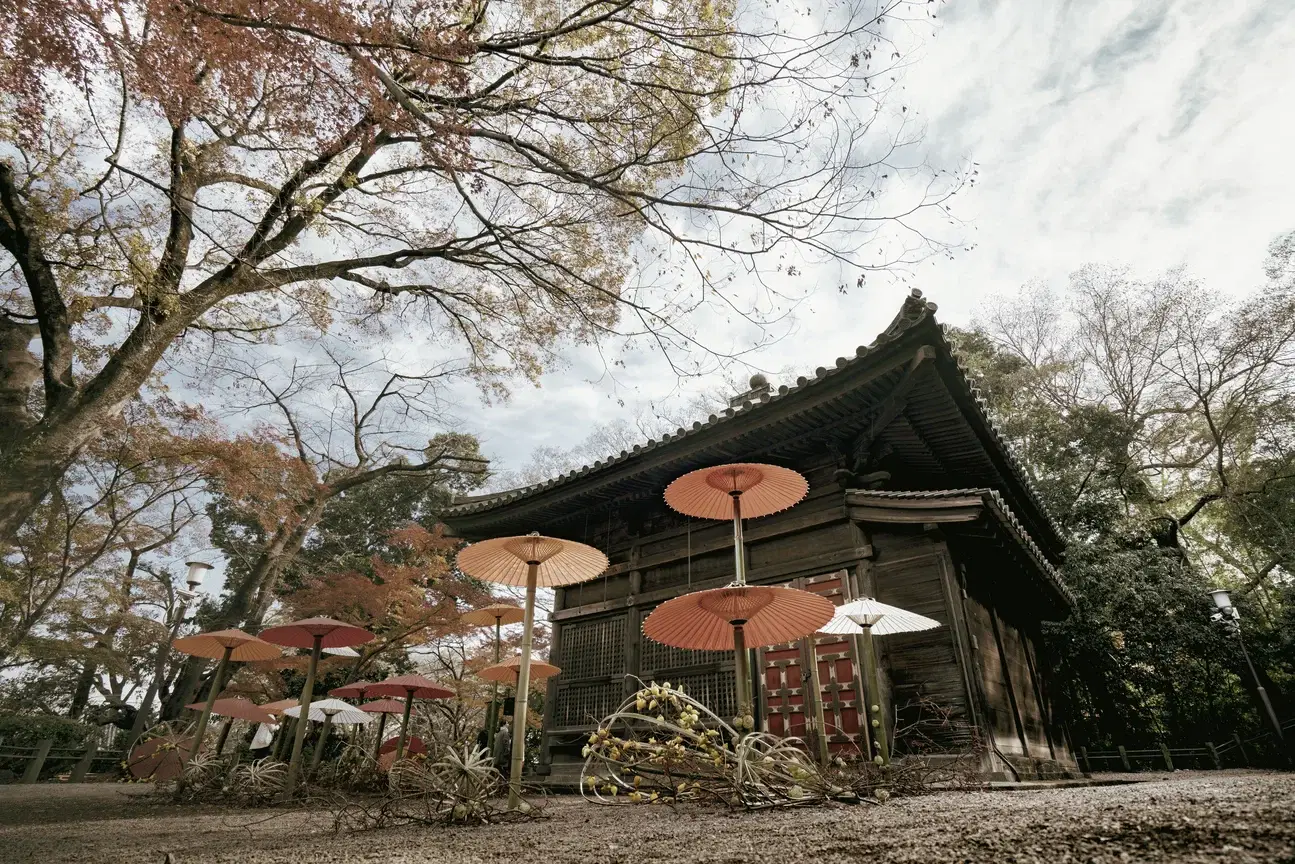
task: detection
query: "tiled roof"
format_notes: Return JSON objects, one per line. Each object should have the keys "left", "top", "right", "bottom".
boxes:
{"left": 846, "top": 488, "right": 1073, "bottom": 606}
{"left": 447, "top": 290, "right": 1066, "bottom": 554}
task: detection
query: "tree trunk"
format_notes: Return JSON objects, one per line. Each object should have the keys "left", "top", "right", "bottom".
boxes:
{"left": 68, "top": 663, "right": 97, "bottom": 718}
{"left": 0, "top": 435, "right": 77, "bottom": 549}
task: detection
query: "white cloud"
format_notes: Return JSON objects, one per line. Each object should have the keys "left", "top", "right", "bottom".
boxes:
{"left": 453, "top": 0, "right": 1295, "bottom": 476}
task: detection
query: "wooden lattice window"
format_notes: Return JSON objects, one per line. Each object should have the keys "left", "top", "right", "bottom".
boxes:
{"left": 659, "top": 670, "right": 738, "bottom": 720}
{"left": 558, "top": 615, "right": 626, "bottom": 680}
{"left": 640, "top": 639, "right": 730, "bottom": 674}
{"left": 554, "top": 681, "right": 626, "bottom": 728}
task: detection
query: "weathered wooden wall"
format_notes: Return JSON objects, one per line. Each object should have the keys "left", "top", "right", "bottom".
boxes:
{"left": 537, "top": 482, "right": 1073, "bottom": 779}
{"left": 959, "top": 557, "right": 1072, "bottom": 769}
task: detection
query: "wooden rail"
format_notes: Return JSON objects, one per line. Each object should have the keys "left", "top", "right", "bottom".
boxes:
{"left": 1077, "top": 718, "right": 1292, "bottom": 774}
{"left": 1, "top": 740, "right": 126, "bottom": 783}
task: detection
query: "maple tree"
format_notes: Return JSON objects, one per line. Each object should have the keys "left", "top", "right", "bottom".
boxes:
{"left": 159, "top": 347, "right": 489, "bottom": 716}
{"left": 0, "top": 0, "right": 962, "bottom": 544}
{"left": 0, "top": 403, "right": 207, "bottom": 672}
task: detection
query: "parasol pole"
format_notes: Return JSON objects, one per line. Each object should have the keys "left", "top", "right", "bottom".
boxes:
{"left": 729, "top": 491, "right": 755, "bottom": 726}
{"left": 372, "top": 712, "right": 388, "bottom": 759}
{"left": 732, "top": 623, "right": 750, "bottom": 724}
{"left": 487, "top": 616, "right": 502, "bottom": 752}
{"left": 214, "top": 717, "right": 234, "bottom": 755}
{"left": 508, "top": 561, "right": 538, "bottom": 809}
{"left": 311, "top": 711, "right": 335, "bottom": 774}
{"left": 859, "top": 624, "right": 889, "bottom": 766}
{"left": 284, "top": 634, "right": 323, "bottom": 796}
{"left": 396, "top": 688, "right": 415, "bottom": 759}
{"left": 188, "top": 644, "right": 232, "bottom": 761}
{"left": 731, "top": 492, "right": 747, "bottom": 586}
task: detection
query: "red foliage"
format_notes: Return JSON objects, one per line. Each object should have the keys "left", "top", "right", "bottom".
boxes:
{"left": 2, "top": 0, "right": 472, "bottom": 140}
{"left": 286, "top": 523, "right": 495, "bottom": 660}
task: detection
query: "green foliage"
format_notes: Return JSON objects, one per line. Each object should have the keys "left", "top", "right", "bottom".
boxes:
{"left": 957, "top": 244, "right": 1295, "bottom": 749}
{"left": 0, "top": 711, "right": 98, "bottom": 778}
{"left": 0, "top": 710, "right": 96, "bottom": 747}
{"left": 1045, "top": 537, "right": 1240, "bottom": 746}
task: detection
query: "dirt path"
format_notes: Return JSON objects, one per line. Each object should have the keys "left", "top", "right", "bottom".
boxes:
{"left": 1, "top": 770, "right": 1291, "bottom": 863}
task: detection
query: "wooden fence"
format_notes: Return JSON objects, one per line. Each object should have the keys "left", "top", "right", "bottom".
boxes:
{"left": 1077, "top": 717, "right": 1293, "bottom": 775}
{"left": 0, "top": 738, "right": 126, "bottom": 784}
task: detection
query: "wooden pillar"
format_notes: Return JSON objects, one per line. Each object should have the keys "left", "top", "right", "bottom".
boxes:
{"left": 1078, "top": 746, "right": 1091, "bottom": 774}
{"left": 1020, "top": 632, "right": 1056, "bottom": 760}
{"left": 987, "top": 604, "right": 1031, "bottom": 758}
{"left": 22, "top": 739, "right": 53, "bottom": 784}
{"left": 538, "top": 587, "right": 566, "bottom": 776}
{"left": 70, "top": 743, "right": 99, "bottom": 783}
{"left": 1159, "top": 743, "right": 1174, "bottom": 771}
{"left": 624, "top": 564, "right": 643, "bottom": 695}
{"left": 1117, "top": 745, "right": 1131, "bottom": 772}
{"left": 1232, "top": 733, "right": 1249, "bottom": 767}
{"left": 845, "top": 555, "right": 875, "bottom": 760}
{"left": 1206, "top": 741, "right": 1221, "bottom": 770}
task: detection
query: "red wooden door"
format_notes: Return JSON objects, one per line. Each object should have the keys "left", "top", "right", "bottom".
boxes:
{"left": 760, "top": 570, "right": 866, "bottom": 756}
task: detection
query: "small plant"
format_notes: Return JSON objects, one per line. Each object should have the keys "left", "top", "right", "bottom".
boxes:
{"left": 334, "top": 743, "right": 542, "bottom": 829}
{"left": 230, "top": 759, "right": 288, "bottom": 803}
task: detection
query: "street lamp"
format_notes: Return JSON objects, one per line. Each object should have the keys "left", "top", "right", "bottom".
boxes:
{"left": 183, "top": 560, "right": 211, "bottom": 594}
{"left": 123, "top": 561, "right": 214, "bottom": 752}
{"left": 1207, "top": 589, "right": 1285, "bottom": 746}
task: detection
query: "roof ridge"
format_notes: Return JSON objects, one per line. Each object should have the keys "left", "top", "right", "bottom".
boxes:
{"left": 448, "top": 289, "right": 1067, "bottom": 555}
{"left": 455, "top": 289, "right": 938, "bottom": 512}
{"left": 936, "top": 323, "right": 1067, "bottom": 542}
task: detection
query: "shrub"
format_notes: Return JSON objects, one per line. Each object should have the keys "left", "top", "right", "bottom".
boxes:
{"left": 0, "top": 712, "right": 98, "bottom": 780}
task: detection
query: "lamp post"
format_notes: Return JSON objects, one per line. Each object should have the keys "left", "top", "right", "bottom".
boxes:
{"left": 124, "top": 561, "right": 211, "bottom": 752}
{"left": 1208, "top": 589, "right": 1285, "bottom": 746}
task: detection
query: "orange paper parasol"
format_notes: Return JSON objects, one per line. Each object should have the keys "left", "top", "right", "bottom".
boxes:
{"left": 643, "top": 584, "right": 836, "bottom": 651}
{"left": 173, "top": 629, "right": 282, "bottom": 662}
{"left": 360, "top": 698, "right": 408, "bottom": 759}
{"left": 461, "top": 603, "right": 526, "bottom": 751}
{"left": 657, "top": 463, "right": 812, "bottom": 725}
{"left": 184, "top": 696, "right": 274, "bottom": 724}
{"left": 376, "top": 735, "right": 427, "bottom": 772}
{"left": 260, "top": 698, "right": 299, "bottom": 716}
{"left": 360, "top": 698, "right": 408, "bottom": 714}
{"left": 183, "top": 696, "right": 275, "bottom": 754}
{"left": 329, "top": 680, "right": 373, "bottom": 700}
{"left": 378, "top": 734, "right": 427, "bottom": 757}
{"left": 257, "top": 618, "right": 376, "bottom": 796}
{"left": 664, "top": 463, "right": 808, "bottom": 521}
{"left": 456, "top": 536, "right": 608, "bottom": 588}
{"left": 457, "top": 534, "right": 608, "bottom": 807}
{"left": 172, "top": 629, "right": 280, "bottom": 770}
{"left": 478, "top": 655, "right": 561, "bottom": 685}
{"left": 460, "top": 604, "right": 526, "bottom": 627}
{"left": 366, "top": 674, "right": 454, "bottom": 760}
{"left": 365, "top": 674, "right": 454, "bottom": 700}
{"left": 127, "top": 734, "right": 195, "bottom": 782}
{"left": 258, "top": 617, "right": 375, "bottom": 650}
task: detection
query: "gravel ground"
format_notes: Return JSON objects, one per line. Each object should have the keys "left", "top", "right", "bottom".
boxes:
{"left": 1, "top": 770, "right": 1291, "bottom": 864}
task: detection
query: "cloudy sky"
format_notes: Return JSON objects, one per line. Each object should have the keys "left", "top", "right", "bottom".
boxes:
{"left": 457, "top": 0, "right": 1295, "bottom": 480}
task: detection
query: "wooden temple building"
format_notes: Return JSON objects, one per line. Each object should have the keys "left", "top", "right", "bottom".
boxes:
{"left": 444, "top": 290, "right": 1077, "bottom": 781}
